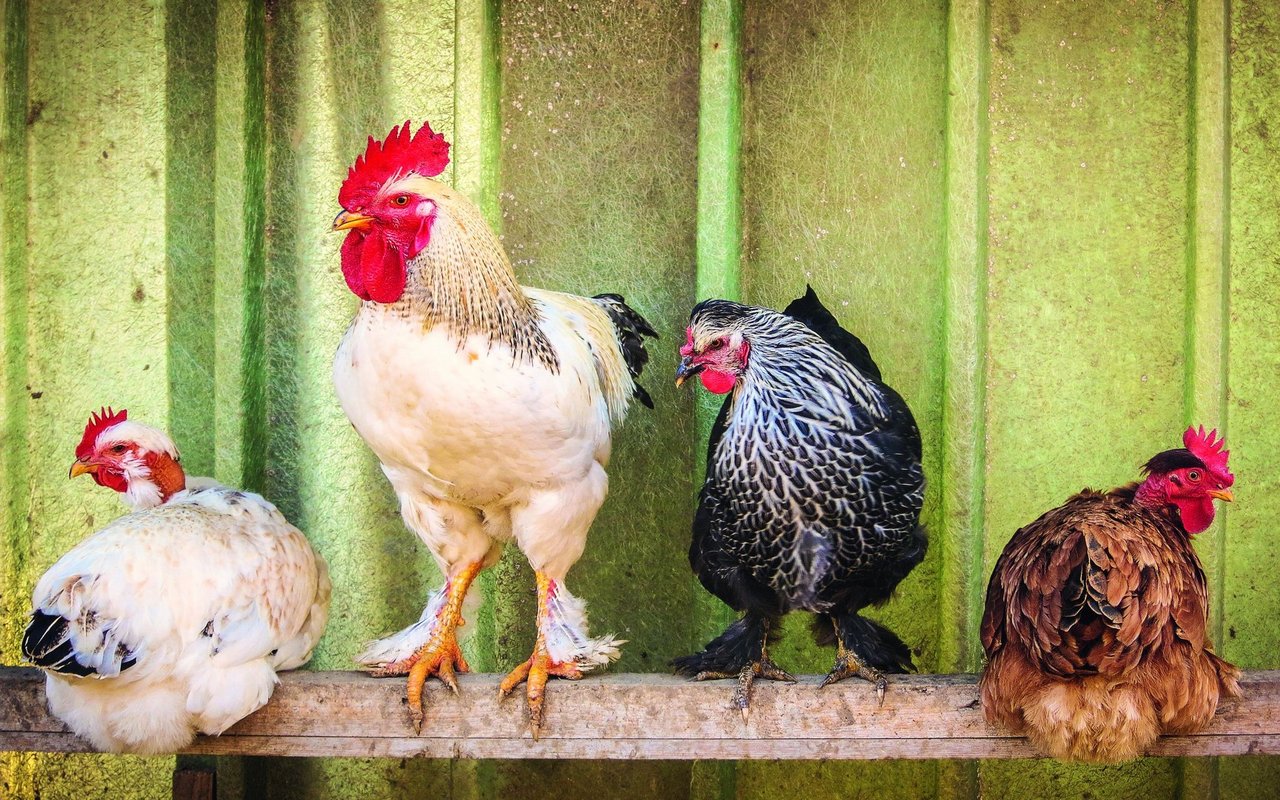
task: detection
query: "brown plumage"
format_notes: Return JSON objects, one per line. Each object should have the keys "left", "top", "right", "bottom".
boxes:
{"left": 980, "top": 429, "right": 1241, "bottom": 763}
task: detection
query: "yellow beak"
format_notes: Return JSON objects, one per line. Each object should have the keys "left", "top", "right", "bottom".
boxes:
{"left": 1209, "top": 488, "right": 1234, "bottom": 503}
{"left": 332, "top": 210, "right": 374, "bottom": 232}
{"left": 69, "top": 460, "right": 98, "bottom": 479}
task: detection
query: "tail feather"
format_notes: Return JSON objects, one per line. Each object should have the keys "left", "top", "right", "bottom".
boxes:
{"left": 672, "top": 614, "right": 769, "bottom": 676}
{"left": 592, "top": 293, "right": 658, "bottom": 409}
{"left": 23, "top": 609, "right": 137, "bottom": 677}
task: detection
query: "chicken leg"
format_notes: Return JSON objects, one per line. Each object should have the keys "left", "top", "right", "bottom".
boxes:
{"left": 689, "top": 618, "right": 795, "bottom": 721}
{"left": 369, "top": 561, "right": 482, "bottom": 733}
{"left": 499, "top": 571, "right": 596, "bottom": 739}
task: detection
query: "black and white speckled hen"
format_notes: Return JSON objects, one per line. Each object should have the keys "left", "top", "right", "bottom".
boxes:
{"left": 672, "top": 287, "right": 927, "bottom": 717}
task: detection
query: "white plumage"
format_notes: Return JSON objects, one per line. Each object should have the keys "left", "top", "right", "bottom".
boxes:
{"left": 24, "top": 416, "right": 330, "bottom": 754}
{"left": 329, "top": 128, "right": 653, "bottom": 734}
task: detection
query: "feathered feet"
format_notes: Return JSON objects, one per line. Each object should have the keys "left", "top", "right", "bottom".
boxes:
{"left": 499, "top": 572, "right": 621, "bottom": 739}
{"left": 673, "top": 615, "right": 795, "bottom": 721}
{"left": 818, "top": 614, "right": 915, "bottom": 705}
{"left": 356, "top": 561, "right": 482, "bottom": 733}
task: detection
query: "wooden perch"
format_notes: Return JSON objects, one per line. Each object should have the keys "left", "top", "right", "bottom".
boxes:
{"left": 2, "top": 667, "right": 1278, "bottom": 760}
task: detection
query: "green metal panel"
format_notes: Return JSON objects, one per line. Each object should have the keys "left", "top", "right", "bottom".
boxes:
{"left": 2, "top": 1, "right": 1279, "bottom": 798}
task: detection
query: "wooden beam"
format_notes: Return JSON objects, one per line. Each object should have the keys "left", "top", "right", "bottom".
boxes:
{"left": 3, "top": 667, "right": 1278, "bottom": 760}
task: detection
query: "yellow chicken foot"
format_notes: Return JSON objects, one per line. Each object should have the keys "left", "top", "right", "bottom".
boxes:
{"left": 370, "top": 561, "right": 482, "bottom": 733}
{"left": 498, "top": 572, "right": 584, "bottom": 740}
{"left": 820, "top": 636, "right": 888, "bottom": 705}
{"left": 693, "top": 649, "right": 795, "bottom": 722}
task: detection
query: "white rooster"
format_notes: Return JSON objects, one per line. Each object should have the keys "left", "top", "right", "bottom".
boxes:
{"left": 22, "top": 408, "right": 331, "bottom": 754}
{"left": 330, "top": 121, "right": 655, "bottom": 736}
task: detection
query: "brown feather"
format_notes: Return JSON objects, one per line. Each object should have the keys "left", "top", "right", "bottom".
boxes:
{"left": 979, "top": 483, "right": 1239, "bottom": 762}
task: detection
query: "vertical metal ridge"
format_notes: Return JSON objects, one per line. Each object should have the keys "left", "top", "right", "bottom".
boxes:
{"left": 164, "top": 0, "right": 219, "bottom": 478}
{"left": 692, "top": 0, "right": 742, "bottom": 627}
{"left": 938, "top": 0, "right": 991, "bottom": 679}
{"left": 0, "top": 0, "right": 31, "bottom": 661}
{"left": 691, "top": 3, "right": 742, "bottom": 799}
{"left": 1179, "top": 3, "right": 1229, "bottom": 796}
{"left": 696, "top": 0, "right": 743, "bottom": 307}
{"left": 1186, "top": 0, "right": 1231, "bottom": 642}
{"left": 454, "top": 0, "right": 501, "bottom": 228}
{"left": 237, "top": 0, "right": 267, "bottom": 493}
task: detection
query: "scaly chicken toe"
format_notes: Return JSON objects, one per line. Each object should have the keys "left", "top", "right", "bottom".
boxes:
{"left": 362, "top": 562, "right": 482, "bottom": 733}
{"left": 820, "top": 640, "right": 888, "bottom": 705}
{"left": 499, "top": 640, "right": 583, "bottom": 738}
{"left": 401, "top": 630, "right": 470, "bottom": 732}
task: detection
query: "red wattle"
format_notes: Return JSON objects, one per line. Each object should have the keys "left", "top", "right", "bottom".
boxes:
{"left": 95, "top": 469, "right": 128, "bottom": 494}
{"left": 1173, "top": 496, "right": 1216, "bottom": 534}
{"left": 341, "top": 228, "right": 408, "bottom": 303}
{"left": 700, "top": 369, "right": 737, "bottom": 394}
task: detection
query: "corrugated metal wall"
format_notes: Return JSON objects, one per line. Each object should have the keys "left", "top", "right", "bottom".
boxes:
{"left": 1, "top": 0, "right": 1277, "bottom": 797}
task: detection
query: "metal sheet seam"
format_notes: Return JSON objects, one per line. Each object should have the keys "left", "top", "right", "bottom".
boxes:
{"left": 940, "top": 0, "right": 991, "bottom": 677}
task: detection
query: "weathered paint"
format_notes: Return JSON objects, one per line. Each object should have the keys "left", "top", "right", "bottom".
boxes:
{"left": 1, "top": 1, "right": 1278, "bottom": 799}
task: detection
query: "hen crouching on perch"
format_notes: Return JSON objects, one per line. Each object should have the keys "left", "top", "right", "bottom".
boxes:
{"left": 981, "top": 426, "right": 1240, "bottom": 762}
{"left": 330, "top": 121, "right": 656, "bottom": 737}
{"left": 23, "top": 408, "right": 330, "bottom": 754}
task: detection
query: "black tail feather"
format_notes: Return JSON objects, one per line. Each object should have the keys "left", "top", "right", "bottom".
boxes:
{"left": 672, "top": 614, "right": 771, "bottom": 676}
{"left": 783, "top": 285, "right": 883, "bottom": 381}
{"left": 22, "top": 611, "right": 98, "bottom": 676}
{"left": 593, "top": 293, "right": 658, "bottom": 409}
{"left": 813, "top": 612, "right": 915, "bottom": 674}
{"left": 22, "top": 609, "right": 136, "bottom": 677}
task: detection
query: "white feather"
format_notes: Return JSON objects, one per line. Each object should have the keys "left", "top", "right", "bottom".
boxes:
{"left": 27, "top": 486, "right": 330, "bottom": 754}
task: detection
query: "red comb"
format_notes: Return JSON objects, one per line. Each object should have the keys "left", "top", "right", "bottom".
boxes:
{"left": 1184, "top": 425, "right": 1234, "bottom": 486}
{"left": 338, "top": 120, "right": 450, "bottom": 211}
{"left": 77, "top": 407, "right": 127, "bottom": 460}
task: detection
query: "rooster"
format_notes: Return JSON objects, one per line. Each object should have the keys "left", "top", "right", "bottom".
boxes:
{"left": 980, "top": 426, "right": 1241, "bottom": 762}
{"left": 329, "top": 121, "right": 655, "bottom": 736}
{"left": 21, "top": 408, "right": 330, "bottom": 754}
{"left": 672, "top": 288, "right": 927, "bottom": 717}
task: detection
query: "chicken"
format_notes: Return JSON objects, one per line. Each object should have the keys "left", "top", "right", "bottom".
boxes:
{"left": 672, "top": 288, "right": 927, "bottom": 717}
{"left": 329, "top": 121, "right": 655, "bottom": 736}
{"left": 21, "top": 408, "right": 330, "bottom": 755}
{"left": 980, "top": 426, "right": 1241, "bottom": 762}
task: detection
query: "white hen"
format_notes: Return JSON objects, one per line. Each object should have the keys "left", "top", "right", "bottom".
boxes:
{"left": 22, "top": 408, "right": 330, "bottom": 755}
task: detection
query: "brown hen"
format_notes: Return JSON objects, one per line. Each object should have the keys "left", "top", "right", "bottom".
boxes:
{"left": 980, "top": 426, "right": 1241, "bottom": 762}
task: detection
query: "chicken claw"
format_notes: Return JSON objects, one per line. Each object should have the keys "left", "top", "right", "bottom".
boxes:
{"left": 694, "top": 654, "right": 795, "bottom": 722}
{"left": 499, "top": 641, "right": 583, "bottom": 739}
{"left": 821, "top": 640, "right": 889, "bottom": 705}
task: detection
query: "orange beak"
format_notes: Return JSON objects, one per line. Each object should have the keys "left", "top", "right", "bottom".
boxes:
{"left": 69, "top": 460, "right": 98, "bottom": 479}
{"left": 1209, "top": 488, "right": 1234, "bottom": 503}
{"left": 332, "top": 210, "right": 374, "bottom": 232}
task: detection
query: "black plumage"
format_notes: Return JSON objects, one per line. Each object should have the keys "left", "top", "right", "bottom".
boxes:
{"left": 22, "top": 610, "right": 137, "bottom": 677}
{"left": 593, "top": 292, "right": 658, "bottom": 408}
{"left": 673, "top": 287, "right": 926, "bottom": 710}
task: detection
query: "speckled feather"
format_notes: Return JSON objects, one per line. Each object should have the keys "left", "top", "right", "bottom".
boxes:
{"left": 678, "top": 290, "right": 925, "bottom": 674}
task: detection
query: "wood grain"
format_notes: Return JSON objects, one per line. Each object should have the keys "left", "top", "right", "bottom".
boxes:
{"left": 3, "top": 668, "right": 1277, "bottom": 760}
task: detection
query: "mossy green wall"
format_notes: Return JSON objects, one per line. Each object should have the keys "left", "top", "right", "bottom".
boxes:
{"left": 1, "top": 1, "right": 1278, "bottom": 798}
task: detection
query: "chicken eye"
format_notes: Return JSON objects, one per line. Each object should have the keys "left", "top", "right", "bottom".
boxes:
{"left": 708, "top": 338, "right": 727, "bottom": 351}
{"left": 110, "top": 444, "right": 127, "bottom": 454}
{"left": 393, "top": 195, "right": 410, "bottom": 206}
{"left": 1187, "top": 470, "right": 1201, "bottom": 482}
